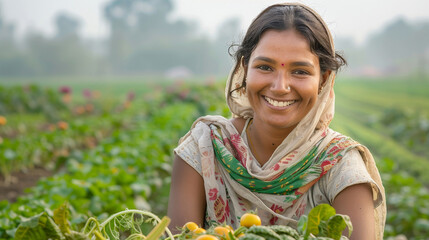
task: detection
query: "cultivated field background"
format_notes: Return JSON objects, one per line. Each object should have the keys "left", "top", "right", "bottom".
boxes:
{"left": 1, "top": 75, "right": 428, "bottom": 239}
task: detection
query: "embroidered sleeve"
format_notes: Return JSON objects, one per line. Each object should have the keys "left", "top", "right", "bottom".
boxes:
{"left": 174, "top": 133, "right": 203, "bottom": 176}
{"left": 323, "top": 148, "right": 382, "bottom": 206}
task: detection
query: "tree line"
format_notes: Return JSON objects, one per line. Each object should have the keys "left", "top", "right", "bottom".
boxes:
{"left": 0, "top": 0, "right": 428, "bottom": 77}
{"left": 0, "top": 0, "right": 239, "bottom": 77}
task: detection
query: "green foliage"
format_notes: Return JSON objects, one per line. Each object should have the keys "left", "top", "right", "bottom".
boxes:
{"left": 1, "top": 78, "right": 429, "bottom": 240}
{"left": 0, "top": 81, "right": 227, "bottom": 239}
{"left": 297, "top": 204, "right": 352, "bottom": 240}
{"left": 332, "top": 78, "right": 429, "bottom": 239}
{"left": 378, "top": 108, "right": 429, "bottom": 156}
{"left": 332, "top": 79, "right": 429, "bottom": 184}
{"left": 267, "top": 225, "right": 299, "bottom": 239}
{"left": 14, "top": 212, "right": 65, "bottom": 240}
{"left": 379, "top": 158, "right": 429, "bottom": 238}
{"left": 14, "top": 202, "right": 173, "bottom": 240}
{"left": 53, "top": 202, "right": 72, "bottom": 235}
{"left": 0, "top": 102, "right": 131, "bottom": 178}
{"left": 0, "top": 84, "right": 66, "bottom": 116}
{"left": 246, "top": 225, "right": 282, "bottom": 240}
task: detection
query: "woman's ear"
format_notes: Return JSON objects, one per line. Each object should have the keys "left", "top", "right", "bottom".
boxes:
{"left": 242, "top": 58, "right": 248, "bottom": 76}
{"left": 320, "top": 70, "right": 331, "bottom": 88}
{"left": 242, "top": 62, "right": 248, "bottom": 83}
{"left": 318, "top": 70, "right": 331, "bottom": 94}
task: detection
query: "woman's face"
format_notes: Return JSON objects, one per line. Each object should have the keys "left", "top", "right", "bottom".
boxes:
{"left": 245, "top": 29, "right": 324, "bottom": 132}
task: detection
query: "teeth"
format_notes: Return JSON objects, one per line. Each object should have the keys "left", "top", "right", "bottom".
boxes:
{"left": 265, "top": 96, "right": 295, "bottom": 107}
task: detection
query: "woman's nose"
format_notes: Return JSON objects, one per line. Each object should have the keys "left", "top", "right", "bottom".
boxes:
{"left": 270, "top": 73, "right": 291, "bottom": 93}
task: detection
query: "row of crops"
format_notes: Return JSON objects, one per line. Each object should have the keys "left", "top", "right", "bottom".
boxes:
{"left": 1, "top": 77, "right": 429, "bottom": 239}
{"left": 333, "top": 79, "right": 429, "bottom": 183}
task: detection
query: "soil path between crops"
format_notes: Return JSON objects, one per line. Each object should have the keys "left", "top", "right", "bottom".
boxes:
{"left": 0, "top": 167, "right": 53, "bottom": 202}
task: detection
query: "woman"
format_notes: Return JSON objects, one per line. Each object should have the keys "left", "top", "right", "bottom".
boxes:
{"left": 168, "top": 3, "right": 386, "bottom": 240}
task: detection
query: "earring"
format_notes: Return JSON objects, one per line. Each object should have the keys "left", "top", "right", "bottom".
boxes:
{"left": 286, "top": 86, "right": 291, "bottom": 91}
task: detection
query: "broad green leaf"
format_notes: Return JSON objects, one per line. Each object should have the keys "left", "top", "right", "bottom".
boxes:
{"left": 325, "top": 215, "right": 347, "bottom": 240}
{"left": 14, "top": 212, "right": 65, "bottom": 240}
{"left": 53, "top": 202, "right": 71, "bottom": 235}
{"left": 317, "top": 221, "right": 328, "bottom": 237}
{"left": 328, "top": 214, "right": 353, "bottom": 238}
{"left": 305, "top": 204, "right": 336, "bottom": 238}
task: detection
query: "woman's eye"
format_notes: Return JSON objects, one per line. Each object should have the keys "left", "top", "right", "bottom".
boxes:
{"left": 257, "top": 65, "right": 272, "bottom": 71}
{"left": 293, "top": 70, "right": 309, "bottom": 75}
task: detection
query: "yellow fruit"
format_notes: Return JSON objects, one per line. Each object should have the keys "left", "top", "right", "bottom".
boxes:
{"left": 214, "top": 226, "right": 232, "bottom": 240}
{"left": 193, "top": 227, "right": 206, "bottom": 234}
{"left": 240, "top": 213, "right": 262, "bottom": 227}
{"left": 195, "top": 235, "right": 218, "bottom": 240}
{"left": 183, "top": 222, "right": 199, "bottom": 232}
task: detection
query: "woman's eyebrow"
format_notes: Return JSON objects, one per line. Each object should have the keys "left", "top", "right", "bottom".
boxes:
{"left": 253, "top": 56, "right": 276, "bottom": 64}
{"left": 290, "top": 61, "right": 314, "bottom": 68}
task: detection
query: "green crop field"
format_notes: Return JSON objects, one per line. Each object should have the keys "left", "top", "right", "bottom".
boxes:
{"left": 1, "top": 75, "right": 429, "bottom": 239}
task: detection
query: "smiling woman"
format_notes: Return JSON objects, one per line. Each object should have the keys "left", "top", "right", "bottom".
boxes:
{"left": 168, "top": 3, "right": 386, "bottom": 240}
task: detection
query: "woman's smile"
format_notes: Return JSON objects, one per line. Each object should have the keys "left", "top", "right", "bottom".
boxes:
{"left": 263, "top": 95, "right": 297, "bottom": 108}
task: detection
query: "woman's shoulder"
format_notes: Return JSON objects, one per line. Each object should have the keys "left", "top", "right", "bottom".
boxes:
{"left": 230, "top": 117, "right": 246, "bottom": 135}
{"left": 193, "top": 115, "right": 247, "bottom": 134}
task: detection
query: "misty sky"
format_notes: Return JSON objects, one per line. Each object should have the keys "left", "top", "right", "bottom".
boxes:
{"left": 2, "top": 0, "right": 429, "bottom": 44}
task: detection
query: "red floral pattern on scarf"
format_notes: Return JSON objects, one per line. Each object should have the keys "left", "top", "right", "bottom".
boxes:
{"left": 209, "top": 188, "right": 218, "bottom": 201}
{"left": 214, "top": 195, "right": 230, "bottom": 223}
{"left": 269, "top": 204, "right": 285, "bottom": 225}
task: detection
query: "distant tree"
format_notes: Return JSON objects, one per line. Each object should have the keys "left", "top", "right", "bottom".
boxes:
{"left": 55, "top": 12, "right": 81, "bottom": 39}
{"left": 23, "top": 13, "right": 97, "bottom": 76}
{"left": 365, "top": 18, "right": 429, "bottom": 74}
{"left": 0, "top": 5, "right": 14, "bottom": 41}
{"left": 0, "top": 3, "right": 39, "bottom": 76}
{"left": 103, "top": 0, "right": 201, "bottom": 74}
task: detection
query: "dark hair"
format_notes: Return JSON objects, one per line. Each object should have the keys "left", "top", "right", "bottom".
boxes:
{"left": 230, "top": 4, "right": 346, "bottom": 76}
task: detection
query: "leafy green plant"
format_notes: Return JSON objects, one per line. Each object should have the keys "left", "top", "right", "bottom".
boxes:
{"left": 14, "top": 202, "right": 173, "bottom": 240}
{"left": 2, "top": 79, "right": 429, "bottom": 240}
{"left": 14, "top": 203, "right": 349, "bottom": 240}
{"left": 0, "top": 82, "right": 227, "bottom": 239}
{"left": 297, "top": 204, "right": 352, "bottom": 240}
{"left": 0, "top": 84, "right": 67, "bottom": 117}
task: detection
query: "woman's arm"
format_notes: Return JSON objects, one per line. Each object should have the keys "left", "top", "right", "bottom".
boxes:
{"left": 167, "top": 154, "right": 206, "bottom": 233}
{"left": 332, "top": 183, "right": 375, "bottom": 240}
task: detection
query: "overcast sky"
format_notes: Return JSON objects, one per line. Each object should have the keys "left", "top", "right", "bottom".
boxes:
{"left": 2, "top": 0, "right": 429, "bottom": 44}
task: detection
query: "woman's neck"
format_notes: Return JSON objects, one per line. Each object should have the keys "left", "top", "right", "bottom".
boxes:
{"left": 247, "top": 117, "right": 294, "bottom": 166}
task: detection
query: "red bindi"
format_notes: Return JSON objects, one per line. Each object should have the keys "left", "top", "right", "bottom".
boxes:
{"left": 281, "top": 63, "right": 284, "bottom": 66}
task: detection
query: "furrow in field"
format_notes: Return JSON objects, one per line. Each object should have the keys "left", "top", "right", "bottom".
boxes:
{"left": 332, "top": 113, "right": 429, "bottom": 184}
{"left": 335, "top": 85, "right": 429, "bottom": 116}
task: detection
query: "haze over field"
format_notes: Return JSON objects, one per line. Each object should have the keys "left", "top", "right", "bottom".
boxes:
{"left": 1, "top": 0, "right": 429, "bottom": 77}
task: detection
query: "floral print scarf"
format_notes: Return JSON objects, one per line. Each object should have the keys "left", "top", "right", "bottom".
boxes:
{"left": 210, "top": 123, "right": 358, "bottom": 199}
{"left": 187, "top": 116, "right": 361, "bottom": 229}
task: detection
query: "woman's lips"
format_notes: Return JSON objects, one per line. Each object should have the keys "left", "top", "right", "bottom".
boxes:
{"left": 264, "top": 96, "right": 296, "bottom": 107}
